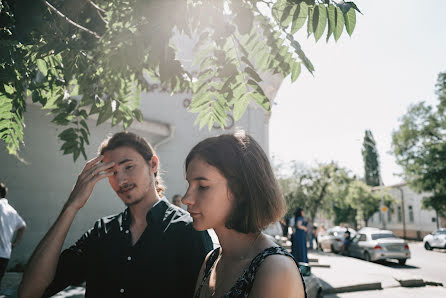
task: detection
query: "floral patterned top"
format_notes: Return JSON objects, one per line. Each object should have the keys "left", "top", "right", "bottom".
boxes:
{"left": 194, "top": 246, "right": 307, "bottom": 298}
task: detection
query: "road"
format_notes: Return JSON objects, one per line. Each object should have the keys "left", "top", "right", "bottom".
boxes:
{"left": 378, "top": 242, "right": 446, "bottom": 285}
{"left": 309, "top": 241, "right": 446, "bottom": 297}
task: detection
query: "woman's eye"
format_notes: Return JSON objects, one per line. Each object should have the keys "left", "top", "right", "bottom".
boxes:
{"left": 125, "top": 165, "right": 133, "bottom": 170}
{"left": 199, "top": 185, "right": 209, "bottom": 190}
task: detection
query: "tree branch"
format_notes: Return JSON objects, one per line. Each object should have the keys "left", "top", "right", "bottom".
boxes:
{"left": 85, "top": 0, "right": 106, "bottom": 13}
{"left": 44, "top": 1, "right": 101, "bottom": 39}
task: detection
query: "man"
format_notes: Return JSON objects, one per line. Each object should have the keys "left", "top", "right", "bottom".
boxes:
{"left": 0, "top": 182, "right": 26, "bottom": 288}
{"left": 171, "top": 194, "right": 183, "bottom": 208}
{"left": 19, "top": 132, "right": 213, "bottom": 298}
{"left": 341, "top": 230, "right": 352, "bottom": 256}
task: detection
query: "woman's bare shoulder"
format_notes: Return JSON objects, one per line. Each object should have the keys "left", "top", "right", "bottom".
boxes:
{"left": 249, "top": 253, "right": 305, "bottom": 298}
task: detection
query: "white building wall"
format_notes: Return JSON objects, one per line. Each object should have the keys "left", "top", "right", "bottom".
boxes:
{"left": 368, "top": 184, "right": 438, "bottom": 239}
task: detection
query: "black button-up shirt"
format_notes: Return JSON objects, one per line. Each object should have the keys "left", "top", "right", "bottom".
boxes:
{"left": 44, "top": 199, "right": 213, "bottom": 298}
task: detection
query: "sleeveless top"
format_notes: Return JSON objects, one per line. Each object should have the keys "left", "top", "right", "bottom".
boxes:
{"left": 194, "top": 246, "right": 307, "bottom": 298}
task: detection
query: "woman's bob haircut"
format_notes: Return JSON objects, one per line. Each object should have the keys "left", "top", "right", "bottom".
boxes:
{"left": 185, "top": 130, "right": 285, "bottom": 234}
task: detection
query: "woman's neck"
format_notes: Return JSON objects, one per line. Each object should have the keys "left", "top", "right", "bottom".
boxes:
{"left": 214, "top": 227, "right": 263, "bottom": 260}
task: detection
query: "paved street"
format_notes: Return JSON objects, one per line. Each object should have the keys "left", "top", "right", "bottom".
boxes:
{"left": 309, "top": 241, "right": 446, "bottom": 297}
{"left": 378, "top": 242, "right": 446, "bottom": 285}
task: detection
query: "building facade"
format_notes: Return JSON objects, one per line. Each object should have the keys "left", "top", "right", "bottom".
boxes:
{"left": 368, "top": 183, "right": 442, "bottom": 240}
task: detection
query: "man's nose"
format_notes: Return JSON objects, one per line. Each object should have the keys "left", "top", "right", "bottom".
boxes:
{"left": 116, "top": 171, "right": 129, "bottom": 186}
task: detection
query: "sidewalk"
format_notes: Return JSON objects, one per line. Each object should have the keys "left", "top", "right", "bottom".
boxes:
{"left": 308, "top": 250, "right": 428, "bottom": 295}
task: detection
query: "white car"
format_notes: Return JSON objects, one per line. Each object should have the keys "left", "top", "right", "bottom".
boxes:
{"left": 318, "top": 226, "right": 356, "bottom": 253}
{"left": 423, "top": 228, "right": 446, "bottom": 250}
{"left": 349, "top": 229, "right": 410, "bottom": 265}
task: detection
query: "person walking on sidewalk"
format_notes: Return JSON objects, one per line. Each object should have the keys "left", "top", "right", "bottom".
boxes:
{"left": 182, "top": 131, "right": 306, "bottom": 298}
{"left": 0, "top": 182, "right": 26, "bottom": 288}
{"left": 291, "top": 208, "right": 308, "bottom": 263}
{"left": 19, "top": 132, "right": 213, "bottom": 298}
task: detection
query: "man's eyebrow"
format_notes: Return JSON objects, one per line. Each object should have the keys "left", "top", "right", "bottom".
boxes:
{"left": 118, "top": 158, "right": 133, "bottom": 165}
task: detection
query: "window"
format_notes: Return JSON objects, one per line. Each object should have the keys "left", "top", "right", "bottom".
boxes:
{"left": 387, "top": 209, "right": 392, "bottom": 223}
{"left": 371, "top": 233, "right": 397, "bottom": 240}
{"left": 432, "top": 217, "right": 436, "bottom": 223}
{"left": 408, "top": 205, "right": 414, "bottom": 223}
{"left": 397, "top": 206, "right": 402, "bottom": 223}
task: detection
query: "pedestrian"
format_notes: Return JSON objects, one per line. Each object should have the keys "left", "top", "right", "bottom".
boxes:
{"left": 19, "top": 132, "right": 213, "bottom": 298}
{"left": 340, "top": 230, "right": 352, "bottom": 256}
{"left": 0, "top": 182, "right": 26, "bottom": 288}
{"left": 171, "top": 194, "right": 183, "bottom": 208}
{"left": 307, "top": 218, "right": 314, "bottom": 250}
{"left": 182, "top": 131, "right": 306, "bottom": 298}
{"left": 291, "top": 208, "right": 308, "bottom": 263}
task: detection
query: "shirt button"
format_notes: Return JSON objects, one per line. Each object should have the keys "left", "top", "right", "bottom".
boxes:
{"left": 127, "top": 256, "right": 132, "bottom": 261}
{"left": 120, "top": 288, "right": 125, "bottom": 293}
{"left": 125, "top": 230, "right": 129, "bottom": 234}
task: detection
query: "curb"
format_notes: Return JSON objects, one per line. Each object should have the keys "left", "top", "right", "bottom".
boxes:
{"left": 310, "top": 263, "right": 331, "bottom": 268}
{"left": 322, "top": 282, "right": 382, "bottom": 294}
{"left": 394, "top": 277, "right": 425, "bottom": 287}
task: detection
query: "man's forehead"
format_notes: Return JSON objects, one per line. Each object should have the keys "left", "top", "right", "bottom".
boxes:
{"left": 103, "top": 146, "right": 143, "bottom": 162}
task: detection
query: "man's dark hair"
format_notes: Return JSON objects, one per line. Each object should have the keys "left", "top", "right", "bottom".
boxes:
{"left": 98, "top": 132, "right": 165, "bottom": 196}
{"left": 185, "top": 131, "right": 285, "bottom": 234}
{"left": 0, "top": 182, "right": 7, "bottom": 198}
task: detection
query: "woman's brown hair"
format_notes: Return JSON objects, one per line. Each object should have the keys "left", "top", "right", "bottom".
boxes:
{"left": 98, "top": 132, "right": 165, "bottom": 196}
{"left": 185, "top": 131, "right": 285, "bottom": 234}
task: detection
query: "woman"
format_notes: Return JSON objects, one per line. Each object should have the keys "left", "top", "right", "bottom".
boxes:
{"left": 182, "top": 131, "right": 306, "bottom": 298}
{"left": 291, "top": 208, "right": 308, "bottom": 263}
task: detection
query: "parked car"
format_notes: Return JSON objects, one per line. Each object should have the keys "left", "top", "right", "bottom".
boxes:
{"left": 349, "top": 229, "right": 410, "bottom": 265}
{"left": 318, "top": 226, "right": 356, "bottom": 253}
{"left": 423, "top": 228, "right": 446, "bottom": 250}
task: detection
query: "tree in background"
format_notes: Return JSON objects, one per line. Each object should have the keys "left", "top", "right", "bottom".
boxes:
{"left": 0, "top": 0, "right": 360, "bottom": 160}
{"left": 392, "top": 72, "right": 446, "bottom": 218}
{"left": 275, "top": 161, "right": 352, "bottom": 226}
{"left": 362, "top": 129, "right": 380, "bottom": 187}
{"left": 346, "top": 180, "right": 381, "bottom": 226}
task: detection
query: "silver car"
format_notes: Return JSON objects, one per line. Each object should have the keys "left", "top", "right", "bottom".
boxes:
{"left": 349, "top": 229, "right": 410, "bottom": 265}
{"left": 318, "top": 226, "right": 356, "bottom": 253}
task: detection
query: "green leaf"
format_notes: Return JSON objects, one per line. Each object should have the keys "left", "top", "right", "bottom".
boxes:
{"left": 307, "top": 6, "right": 314, "bottom": 37}
{"left": 291, "top": 2, "right": 308, "bottom": 34}
{"left": 36, "top": 59, "right": 48, "bottom": 77}
{"left": 80, "top": 119, "right": 90, "bottom": 134}
{"left": 344, "top": 6, "right": 356, "bottom": 36}
{"left": 291, "top": 61, "right": 301, "bottom": 82}
{"left": 233, "top": 92, "right": 250, "bottom": 121}
{"left": 3, "top": 84, "right": 14, "bottom": 95}
{"left": 313, "top": 4, "right": 327, "bottom": 42}
{"left": 245, "top": 67, "right": 262, "bottom": 82}
{"left": 334, "top": 6, "right": 345, "bottom": 41}
{"left": 326, "top": 4, "right": 336, "bottom": 41}
{"left": 97, "top": 100, "right": 113, "bottom": 125}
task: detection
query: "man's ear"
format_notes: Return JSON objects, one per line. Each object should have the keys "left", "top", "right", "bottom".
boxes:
{"left": 150, "top": 155, "right": 159, "bottom": 173}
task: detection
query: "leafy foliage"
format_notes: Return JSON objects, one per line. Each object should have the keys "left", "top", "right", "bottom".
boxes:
{"left": 346, "top": 180, "right": 381, "bottom": 226}
{"left": 275, "top": 161, "right": 353, "bottom": 224}
{"left": 362, "top": 129, "right": 380, "bottom": 187}
{"left": 392, "top": 72, "right": 446, "bottom": 216}
{"left": 0, "top": 0, "right": 359, "bottom": 160}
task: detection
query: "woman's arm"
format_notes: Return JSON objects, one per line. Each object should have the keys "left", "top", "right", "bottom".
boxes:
{"left": 249, "top": 255, "right": 305, "bottom": 298}
{"left": 297, "top": 219, "right": 307, "bottom": 232}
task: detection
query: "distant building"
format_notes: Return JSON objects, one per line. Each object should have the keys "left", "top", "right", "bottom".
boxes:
{"left": 368, "top": 183, "right": 443, "bottom": 240}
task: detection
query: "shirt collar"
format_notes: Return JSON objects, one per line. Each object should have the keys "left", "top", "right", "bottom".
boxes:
{"left": 120, "top": 198, "right": 169, "bottom": 228}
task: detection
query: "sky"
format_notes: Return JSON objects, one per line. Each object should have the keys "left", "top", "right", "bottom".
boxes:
{"left": 269, "top": 0, "right": 446, "bottom": 185}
